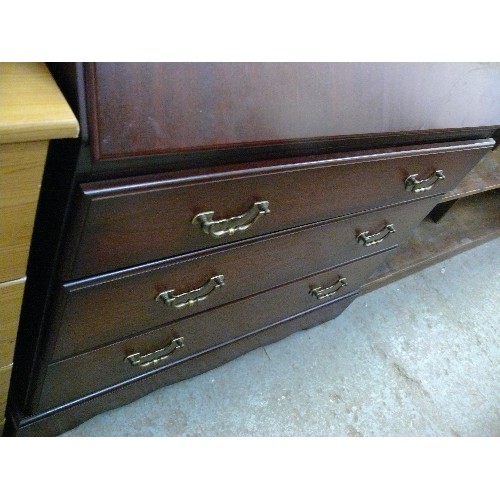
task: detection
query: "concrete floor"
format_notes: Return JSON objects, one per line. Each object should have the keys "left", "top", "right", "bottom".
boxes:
{"left": 62, "top": 238, "right": 500, "bottom": 437}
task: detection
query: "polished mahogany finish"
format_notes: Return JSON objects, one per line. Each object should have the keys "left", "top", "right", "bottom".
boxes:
{"left": 87, "top": 63, "right": 500, "bottom": 160}
{"left": 48, "top": 241, "right": 399, "bottom": 361}
{"left": 10, "top": 292, "right": 359, "bottom": 436}
{"left": 38, "top": 281, "right": 363, "bottom": 411}
{"left": 5, "top": 63, "right": 499, "bottom": 437}
{"left": 61, "top": 139, "right": 492, "bottom": 279}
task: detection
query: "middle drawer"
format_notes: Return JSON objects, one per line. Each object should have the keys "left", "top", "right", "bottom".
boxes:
{"left": 47, "top": 196, "right": 437, "bottom": 362}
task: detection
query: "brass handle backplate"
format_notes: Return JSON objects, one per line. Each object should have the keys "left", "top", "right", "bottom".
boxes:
{"left": 405, "top": 170, "right": 445, "bottom": 193}
{"left": 125, "top": 337, "right": 185, "bottom": 368}
{"left": 311, "top": 277, "right": 348, "bottom": 300}
{"left": 192, "top": 201, "right": 270, "bottom": 238}
{"left": 357, "top": 224, "right": 395, "bottom": 247}
{"left": 156, "top": 275, "right": 225, "bottom": 309}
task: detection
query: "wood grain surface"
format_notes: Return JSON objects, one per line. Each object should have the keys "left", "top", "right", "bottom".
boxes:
{"left": 443, "top": 147, "right": 500, "bottom": 201}
{"left": 87, "top": 62, "right": 500, "bottom": 159}
{"left": 15, "top": 293, "right": 358, "bottom": 434}
{"left": 0, "top": 141, "right": 48, "bottom": 281}
{"left": 6, "top": 63, "right": 499, "bottom": 435}
{"left": 0, "top": 62, "right": 79, "bottom": 144}
{"left": 38, "top": 288, "right": 360, "bottom": 411}
{"left": 49, "top": 244, "right": 395, "bottom": 361}
{"left": 361, "top": 190, "right": 500, "bottom": 293}
{"left": 63, "top": 139, "right": 492, "bottom": 279}
{"left": 0, "top": 278, "right": 25, "bottom": 366}
{"left": 0, "top": 364, "right": 13, "bottom": 423}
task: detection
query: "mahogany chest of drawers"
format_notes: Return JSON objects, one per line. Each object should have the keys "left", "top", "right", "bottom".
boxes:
{"left": 4, "top": 63, "right": 499, "bottom": 436}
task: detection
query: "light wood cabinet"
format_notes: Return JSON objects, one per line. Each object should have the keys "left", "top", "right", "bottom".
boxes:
{"left": 0, "top": 63, "right": 79, "bottom": 433}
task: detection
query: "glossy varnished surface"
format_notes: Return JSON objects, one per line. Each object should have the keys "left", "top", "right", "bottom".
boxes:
{"left": 11, "top": 293, "right": 358, "bottom": 435}
{"left": 87, "top": 63, "right": 500, "bottom": 160}
{"left": 37, "top": 288, "right": 360, "bottom": 412}
{"left": 62, "top": 139, "right": 492, "bottom": 279}
{"left": 49, "top": 244, "right": 396, "bottom": 361}
{"left": 5, "top": 63, "right": 499, "bottom": 436}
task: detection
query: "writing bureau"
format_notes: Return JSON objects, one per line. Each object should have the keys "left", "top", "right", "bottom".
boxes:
{"left": 4, "top": 63, "right": 499, "bottom": 436}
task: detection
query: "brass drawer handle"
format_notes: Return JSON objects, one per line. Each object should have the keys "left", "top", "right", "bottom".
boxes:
{"left": 192, "top": 201, "right": 270, "bottom": 238}
{"left": 311, "top": 277, "right": 348, "bottom": 300}
{"left": 155, "top": 275, "right": 225, "bottom": 309}
{"left": 405, "top": 170, "right": 445, "bottom": 193}
{"left": 125, "top": 337, "right": 185, "bottom": 368}
{"left": 357, "top": 224, "right": 395, "bottom": 247}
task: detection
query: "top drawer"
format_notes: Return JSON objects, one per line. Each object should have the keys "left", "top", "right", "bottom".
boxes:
{"left": 62, "top": 139, "right": 493, "bottom": 279}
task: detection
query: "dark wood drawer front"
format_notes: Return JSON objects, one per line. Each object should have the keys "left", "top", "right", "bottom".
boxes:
{"left": 25, "top": 293, "right": 360, "bottom": 434}
{"left": 49, "top": 196, "right": 438, "bottom": 361}
{"left": 39, "top": 275, "right": 363, "bottom": 410}
{"left": 62, "top": 139, "right": 493, "bottom": 279}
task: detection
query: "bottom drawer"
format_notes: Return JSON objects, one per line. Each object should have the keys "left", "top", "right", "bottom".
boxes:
{"left": 35, "top": 248, "right": 394, "bottom": 411}
{"left": 17, "top": 292, "right": 359, "bottom": 436}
